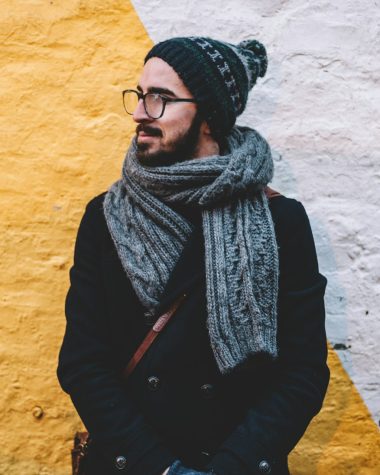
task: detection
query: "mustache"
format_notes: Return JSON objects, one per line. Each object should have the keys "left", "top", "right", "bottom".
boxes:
{"left": 136, "top": 124, "right": 162, "bottom": 137}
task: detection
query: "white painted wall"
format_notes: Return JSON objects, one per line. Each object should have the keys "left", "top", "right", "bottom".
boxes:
{"left": 132, "top": 0, "right": 380, "bottom": 424}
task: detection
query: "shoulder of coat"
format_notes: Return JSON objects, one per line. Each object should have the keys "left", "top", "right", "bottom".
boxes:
{"left": 266, "top": 190, "right": 310, "bottom": 241}
{"left": 84, "top": 191, "right": 107, "bottom": 215}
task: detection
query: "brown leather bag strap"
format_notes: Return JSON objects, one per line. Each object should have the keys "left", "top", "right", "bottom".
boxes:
{"left": 122, "top": 292, "right": 187, "bottom": 380}
{"left": 264, "top": 185, "right": 282, "bottom": 199}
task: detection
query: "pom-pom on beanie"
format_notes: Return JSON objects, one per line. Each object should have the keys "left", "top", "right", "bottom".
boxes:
{"left": 144, "top": 36, "right": 268, "bottom": 138}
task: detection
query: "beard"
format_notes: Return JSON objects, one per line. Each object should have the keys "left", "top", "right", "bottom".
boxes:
{"left": 136, "top": 113, "right": 203, "bottom": 167}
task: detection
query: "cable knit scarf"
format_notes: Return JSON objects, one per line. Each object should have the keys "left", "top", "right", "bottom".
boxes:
{"left": 103, "top": 126, "right": 279, "bottom": 374}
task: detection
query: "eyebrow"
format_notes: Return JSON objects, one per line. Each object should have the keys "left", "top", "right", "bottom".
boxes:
{"left": 136, "top": 85, "right": 177, "bottom": 97}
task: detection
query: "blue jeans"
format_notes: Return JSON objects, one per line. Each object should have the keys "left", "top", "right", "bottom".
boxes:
{"left": 167, "top": 459, "right": 212, "bottom": 475}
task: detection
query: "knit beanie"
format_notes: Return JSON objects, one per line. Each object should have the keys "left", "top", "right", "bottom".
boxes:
{"left": 144, "top": 36, "right": 268, "bottom": 138}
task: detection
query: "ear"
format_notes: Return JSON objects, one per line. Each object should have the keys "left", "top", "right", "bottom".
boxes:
{"left": 196, "top": 118, "right": 220, "bottom": 157}
{"left": 200, "top": 119, "right": 213, "bottom": 136}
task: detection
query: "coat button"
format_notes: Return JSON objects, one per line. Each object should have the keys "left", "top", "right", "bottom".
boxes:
{"left": 147, "top": 376, "right": 160, "bottom": 391}
{"left": 143, "top": 310, "right": 156, "bottom": 326}
{"left": 258, "top": 460, "right": 271, "bottom": 473}
{"left": 115, "top": 455, "right": 127, "bottom": 470}
{"left": 199, "top": 450, "right": 211, "bottom": 464}
{"left": 200, "top": 383, "right": 215, "bottom": 399}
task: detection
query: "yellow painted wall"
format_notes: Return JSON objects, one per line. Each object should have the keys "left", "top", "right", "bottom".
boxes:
{"left": 1, "top": 1, "right": 151, "bottom": 473}
{"left": 290, "top": 347, "right": 380, "bottom": 475}
{"left": 0, "top": 1, "right": 379, "bottom": 474}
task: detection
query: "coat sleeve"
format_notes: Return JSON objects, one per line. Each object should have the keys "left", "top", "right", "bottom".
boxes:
{"left": 57, "top": 197, "right": 176, "bottom": 475}
{"left": 207, "top": 199, "right": 330, "bottom": 475}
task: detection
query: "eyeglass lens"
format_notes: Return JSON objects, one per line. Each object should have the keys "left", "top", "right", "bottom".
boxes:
{"left": 123, "top": 91, "right": 164, "bottom": 119}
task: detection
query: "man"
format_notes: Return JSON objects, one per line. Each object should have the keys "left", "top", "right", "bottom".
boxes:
{"left": 57, "top": 37, "right": 329, "bottom": 475}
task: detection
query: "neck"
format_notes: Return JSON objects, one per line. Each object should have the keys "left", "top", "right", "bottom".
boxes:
{"left": 193, "top": 136, "right": 220, "bottom": 159}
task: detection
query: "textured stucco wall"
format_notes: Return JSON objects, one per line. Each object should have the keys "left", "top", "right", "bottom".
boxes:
{"left": 1, "top": 0, "right": 379, "bottom": 474}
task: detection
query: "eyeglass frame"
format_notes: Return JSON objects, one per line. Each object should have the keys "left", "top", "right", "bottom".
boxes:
{"left": 122, "top": 89, "right": 198, "bottom": 119}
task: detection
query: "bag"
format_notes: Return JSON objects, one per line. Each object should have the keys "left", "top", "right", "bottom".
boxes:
{"left": 71, "top": 293, "right": 187, "bottom": 475}
{"left": 72, "top": 432, "right": 92, "bottom": 475}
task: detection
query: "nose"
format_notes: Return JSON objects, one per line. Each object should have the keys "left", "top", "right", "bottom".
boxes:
{"left": 132, "top": 98, "right": 152, "bottom": 123}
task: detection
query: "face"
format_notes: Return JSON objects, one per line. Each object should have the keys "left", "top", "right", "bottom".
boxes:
{"left": 132, "top": 57, "right": 203, "bottom": 166}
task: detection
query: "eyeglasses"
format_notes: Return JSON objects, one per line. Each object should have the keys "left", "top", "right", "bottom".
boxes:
{"left": 122, "top": 89, "right": 197, "bottom": 119}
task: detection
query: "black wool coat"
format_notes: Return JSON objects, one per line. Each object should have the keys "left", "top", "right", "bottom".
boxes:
{"left": 57, "top": 191, "right": 329, "bottom": 475}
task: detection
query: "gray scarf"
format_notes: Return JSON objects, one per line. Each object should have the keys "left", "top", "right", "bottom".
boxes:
{"left": 103, "top": 126, "right": 279, "bottom": 374}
